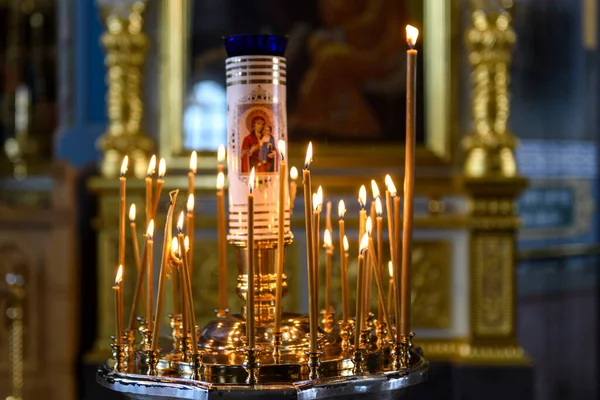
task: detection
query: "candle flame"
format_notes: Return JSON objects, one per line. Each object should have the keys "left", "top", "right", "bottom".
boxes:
{"left": 171, "top": 237, "right": 179, "bottom": 257}
{"left": 406, "top": 24, "right": 419, "bottom": 48}
{"left": 343, "top": 235, "right": 349, "bottom": 253}
{"left": 317, "top": 186, "right": 323, "bottom": 206}
{"left": 313, "top": 188, "right": 323, "bottom": 211}
{"left": 158, "top": 158, "right": 166, "bottom": 178}
{"left": 217, "top": 145, "right": 226, "bottom": 163}
{"left": 385, "top": 174, "right": 397, "bottom": 196}
{"left": 120, "top": 156, "right": 129, "bottom": 176}
{"left": 146, "top": 219, "right": 154, "bottom": 239}
{"left": 190, "top": 151, "right": 197, "bottom": 173}
{"left": 147, "top": 155, "right": 156, "bottom": 176}
{"left": 217, "top": 172, "right": 225, "bottom": 190}
{"left": 249, "top": 167, "right": 256, "bottom": 192}
{"left": 184, "top": 236, "right": 190, "bottom": 251}
{"left": 338, "top": 199, "right": 346, "bottom": 219}
{"left": 290, "top": 166, "right": 298, "bottom": 180}
{"left": 371, "top": 179, "right": 380, "bottom": 199}
{"left": 366, "top": 216, "right": 372, "bottom": 236}
{"left": 388, "top": 261, "right": 394, "bottom": 278}
{"left": 358, "top": 185, "right": 367, "bottom": 208}
{"left": 187, "top": 194, "right": 194, "bottom": 213}
{"left": 115, "top": 265, "right": 123, "bottom": 286}
{"left": 278, "top": 140, "right": 286, "bottom": 161}
{"left": 375, "top": 197, "right": 383, "bottom": 217}
{"left": 304, "top": 142, "right": 313, "bottom": 169}
{"left": 323, "top": 229, "right": 332, "bottom": 249}
{"left": 359, "top": 232, "right": 369, "bottom": 254}
{"left": 129, "top": 203, "right": 136, "bottom": 222}
{"left": 177, "top": 211, "right": 184, "bottom": 232}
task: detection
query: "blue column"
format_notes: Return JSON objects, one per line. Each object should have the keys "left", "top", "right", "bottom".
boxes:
{"left": 54, "top": 0, "right": 106, "bottom": 167}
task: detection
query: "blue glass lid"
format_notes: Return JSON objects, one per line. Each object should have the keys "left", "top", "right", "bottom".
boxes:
{"left": 223, "top": 34, "right": 287, "bottom": 57}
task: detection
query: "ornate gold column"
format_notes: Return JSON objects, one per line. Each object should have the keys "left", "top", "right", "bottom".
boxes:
{"left": 97, "top": 0, "right": 153, "bottom": 179}
{"left": 461, "top": 0, "right": 528, "bottom": 364}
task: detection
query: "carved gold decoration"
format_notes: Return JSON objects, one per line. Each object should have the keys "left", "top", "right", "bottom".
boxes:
{"left": 417, "top": 339, "right": 529, "bottom": 365}
{"left": 463, "top": 0, "right": 518, "bottom": 178}
{"left": 411, "top": 241, "right": 451, "bottom": 330}
{"left": 97, "top": 1, "right": 153, "bottom": 179}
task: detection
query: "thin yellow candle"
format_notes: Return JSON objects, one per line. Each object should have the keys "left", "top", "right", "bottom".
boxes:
{"left": 289, "top": 166, "right": 298, "bottom": 214}
{"left": 312, "top": 189, "right": 322, "bottom": 310}
{"left": 171, "top": 237, "right": 181, "bottom": 315}
{"left": 325, "top": 200, "right": 333, "bottom": 237}
{"left": 274, "top": 140, "right": 286, "bottom": 333}
{"left": 146, "top": 220, "right": 155, "bottom": 324}
{"left": 216, "top": 172, "right": 228, "bottom": 315}
{"left": 189, "top": 151, "right": 197, "bottom": 196}
{"left": 186, "top": 194, "right": 195, "bottom": 273}
{"left": 151, "top": 158, "right": 166, "bottom": 219}
{"left": 152, "top": 194, "right": 177, "bottom": 351}
{"left": 247, "top": 167, "right": 256, "bottom": 349}
{"left": 302, "top": 143, "right": 317, "bottom": 353}
{"left": 177, "top": 212, "right": 198, "bottom": 354}
{"left": 145, "top": 155, "right": 156, "bottom": 227}
{"left": 172, "top": 237, "right": 187, "bottom": 342}
{"left": 128, "top": 204, "right": 143, "bottom": 319}
{"left": 342, "top": 235, "right": 350, "bottom": 322}
{"left": 323, "top": 229, "right": 333, "bottom": 312}
{"left": 355, "top": 234, "right": 368, "bottom": 349}
{"left": 358, "top": 185, "right": 367, "bottom": 239}
{"left": 384, "top": 175, "right": 397, "bottom": 275}
{"left": 338, "top": 200, "right": 347, "bottom": 321}
{"left": 393, "top": 192, "right": 401, "bottom": 342}
{"left": 119, "top": 156, "right": 128, "bottom": 269}
{"left": 401, "top": 25, "right": 419, "bottom": 338}
{"left": 217, "top": 144, "right": 226, "bottom": 174}
{"left": 364, "top": 217, "right": 374, "bottom": 318}
{"left": 387, "top": 261, "right": 396, "bottom": 323}
{"left": 114, "top": 265, "right": 124, "bottom": 341}
{"left": 375, "top": 197, "right": 384, "bottom": 321}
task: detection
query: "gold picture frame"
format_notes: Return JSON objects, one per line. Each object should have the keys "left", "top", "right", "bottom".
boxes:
{"left": 159, "top": 0, "right": 459, "bottom": 193}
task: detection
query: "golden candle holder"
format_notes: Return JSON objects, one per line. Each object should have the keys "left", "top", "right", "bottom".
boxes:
{"left": 123, "top": 329, "right": 136, "bottom": 372}
{"left": 97, "top": 33, "right": 429, "bottom": 399}
{"left": 110, "top": 337, "right": 126, "bottom": 373}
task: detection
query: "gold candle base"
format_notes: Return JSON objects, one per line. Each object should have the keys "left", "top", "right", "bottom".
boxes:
{"left": 376, "top": 321, "right": 388, "bottom": 350}
{"left": 352, "top": 348, "right": 366, "bottom": 375}
{"left": 272, "top": 330, "right": 283, "bottom": 363}
{"left": 320, "top": 309, "right": 335, "bottom": 334}
{"left": 169, "top": 314, "right": 183, "bottom": 357}
{"left": 338, "top": 320, "right": 354, "bottom": 353}
{"left": 242, "top": 347, "right": 262, "bottom": 385}
{"left": 305, "top": 350, "right": 323, "bottom": 380}
{"left": 110, "top": 338, "right": 126, "bottom": 373}
{"left": 123, "top": 329, "right": 136, "bottom": 372}
{"left": 190, "top": 351, "right": 205, "bottom": 380}
{"left": 136, "top": 317, "right": 152, "bottom": 350}
{"left": 141, "top": 348, "right": 161, "bottom": 376}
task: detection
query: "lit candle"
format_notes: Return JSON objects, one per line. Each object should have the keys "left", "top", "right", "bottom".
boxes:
{"left": 171, "top": 237, "right": 181, "bottom": 316}
{"left": 247, "top": 167, "right": 256, "bottom": 349}
{"left": 323, "top": 229, "right": 333, "bottom": 312}
{"left": 338, "top": 200, "right": 347, "bottom": 321}
{"left": 186, "top": 194, "right": 195, "bottom": 273}
{"left": 172, "top": 237, "right": 188, "bottom": 342}
{"left": 401, "top": 24, "right": 419, "bottom": 338}
{"left": 114, "top": 265, "right": 124, "bottom": 341}
{"left": 146, "top": 220, "right": 155, "bottom": 324}
{"left": 119, "top": 156, "right": 128, "bottom": 269}
{"left": 145, "top": 155, "right": 156, "bottom": 227}
{"left": 302, "top": 143, "right": 317, "bottom": 353}
{"left": 393, "top": 191, "right": 401, "bottom": 342}
{"left": 151, "top": 158, "right": 166, "bottom": 219}
{"left": 189, "top": 151, "right": 197, "bottom": 198}
{"left": 355, "top": 233, "right": 368, "bottom": 349}
{"left": 325, "top": 200, "right": 333, "bottom": 237}
{"left": 364, "top": 217, "right": 374, "bottom": 318}
{"left": 275, "top": 140, "right": 286, "bottom": 334}
{"left": 312, "top": 187, "right": 323, "bottom": 310}
{"left": 358, "top": 185, "right": 367, "bottom": 239}
{"left": 217, "top": 144, "right": 226, "bottom": 174}
{"left": 177, "top": 212, "right": 198, "bottom": 354}
{"left": 384, "top": 174, "right": 397, "bottom": 277}
{"left": 152, "top": 194, "right": 178, "bottom": 351}
{"left": 128, "top": 204, "right": 144, "bottom": 324}
{"left": 375, "top": 197, "right": 384, "bottom": 322}
{"left": 289, "top": 166, "right": 298, "bottom": 214}
{"left": 342, "top": 235, "right": 350, "bottom": 323}
{"left": 216, "top": 172, "right": 228, "bottom": 316}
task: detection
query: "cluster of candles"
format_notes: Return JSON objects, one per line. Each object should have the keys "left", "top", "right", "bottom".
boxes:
{"left": 111, "top": 24, "right": 419, "bottom": 361}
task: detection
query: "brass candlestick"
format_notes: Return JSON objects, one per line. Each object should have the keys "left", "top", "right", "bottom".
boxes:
{"left": 110, "top": 336, "right": 126, "bottom": 373}
{"left": 242, "top": 347, "right": 262, "bottom": 385}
